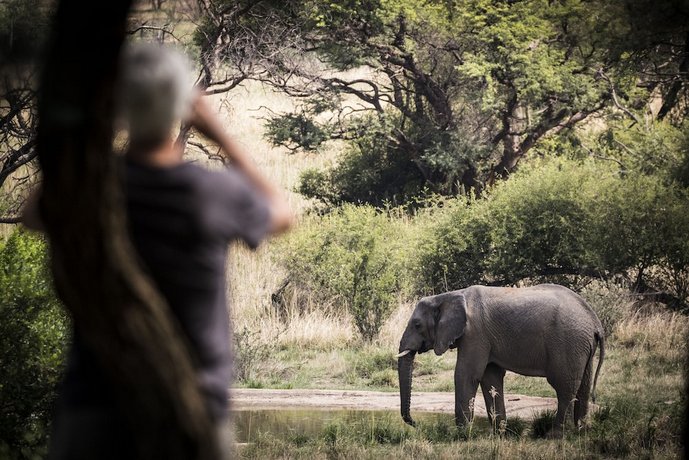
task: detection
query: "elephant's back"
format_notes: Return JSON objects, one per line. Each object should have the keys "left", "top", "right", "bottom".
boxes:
{"left": 469, "top": 284, "right": 602, "bottom": 335}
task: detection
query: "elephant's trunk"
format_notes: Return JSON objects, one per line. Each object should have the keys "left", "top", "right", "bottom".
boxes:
{"left": 398, "top": 351, "right": 417, "bottom": 426}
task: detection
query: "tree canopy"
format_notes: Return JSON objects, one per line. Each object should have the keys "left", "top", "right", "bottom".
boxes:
{"left": 202, "top": 0, "right": 689, "bottom": 205}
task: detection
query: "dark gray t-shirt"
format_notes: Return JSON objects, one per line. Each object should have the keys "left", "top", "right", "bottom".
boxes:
{"left": 61, "top": 160, "right": 271, "bottom": 420}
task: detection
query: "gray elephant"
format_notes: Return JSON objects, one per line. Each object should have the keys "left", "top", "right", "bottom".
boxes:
{"left": 397, "top": 284, "right": 605, "bottom": 434}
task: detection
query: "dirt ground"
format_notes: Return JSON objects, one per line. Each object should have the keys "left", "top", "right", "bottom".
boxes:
{"left": 231, "top": 388, "right": 558, "bottom": 420}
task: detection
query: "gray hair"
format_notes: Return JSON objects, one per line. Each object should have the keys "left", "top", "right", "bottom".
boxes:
{"left": 118, "top": 42, "right": 196, "bottom": 144}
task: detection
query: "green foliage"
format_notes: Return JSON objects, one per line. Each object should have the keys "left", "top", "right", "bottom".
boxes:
{"left": 265, "top": 113, "right": 331, "bottom": 152}
{"left": 306, "top": 0, "right": 386, "bottom": 69}
{"left": 583, "top": 120, "right": 689, "bottom": 185}
{"left": 579, "top": 282, "right": 631, "bottom": 337}
{"left": 588, "top": 397, "right": 684, "bottom": 457}
{"left": 255, "top": 0, "right": 689, "bottom": 206}
{"left": 530, "top": 410, "right": 557, "bottom": 438}
{"left": 0, "top": 230, "right": 67, "bottom": 459}
{"left": 296, "top": 114, "right": 428, "bottom": 207}
{"left": 418, "top": 158, "right": 689, "bottom": 305}
{"left": 279, "top": 205, "right": 413, "bottom": 340}
{"left": 503, "top": 416, "right": 527, "bottom": 438}
{"left": 348, "top": 348, "right": 397, "bottom": 386}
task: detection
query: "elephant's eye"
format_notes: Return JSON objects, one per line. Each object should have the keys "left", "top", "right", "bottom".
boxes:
{"left": 413, "top": 320, "right": 422, "bottom": 331}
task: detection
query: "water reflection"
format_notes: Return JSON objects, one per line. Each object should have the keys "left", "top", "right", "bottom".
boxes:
{"left": 232, "top": 409, "right": 484, "bottom": 443}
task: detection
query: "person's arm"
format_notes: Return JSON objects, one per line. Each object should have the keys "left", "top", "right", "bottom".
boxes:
{"left": 186, "top": 95, "right": 293, "bottom": 235}
{"left": 21, "top": 186, "right": 45, "bottom": 232}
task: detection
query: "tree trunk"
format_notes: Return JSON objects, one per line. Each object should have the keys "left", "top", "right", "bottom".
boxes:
{"left": 37, "top": 1, "right": 216, "bottom": 458}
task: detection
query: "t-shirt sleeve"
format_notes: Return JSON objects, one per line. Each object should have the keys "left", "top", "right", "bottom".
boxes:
{"left": 209, "top": 167, "right": 272, "bottom": 249}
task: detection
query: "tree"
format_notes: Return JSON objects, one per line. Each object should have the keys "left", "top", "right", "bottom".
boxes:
{"left": 0, "top": 0, "right": 52, "bottom": 223}
{"left": 232, "top": 0, "right": 689, "bottom": 206}
{"left": 37, "top": 1, "right": 215, "bottom": 458}
{"left": 0, "top": 231, "right": 67, "bottom": 458}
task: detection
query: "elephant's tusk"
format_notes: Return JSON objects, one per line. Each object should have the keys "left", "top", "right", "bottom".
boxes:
{"left": 396, "top": 350, "right": 411, "bottom": 358}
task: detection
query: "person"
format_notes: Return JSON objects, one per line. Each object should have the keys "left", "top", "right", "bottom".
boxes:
{"left": 23, "top": 43, "right": 293, "bottom": 458}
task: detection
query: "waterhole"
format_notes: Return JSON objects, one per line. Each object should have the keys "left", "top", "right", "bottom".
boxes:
{"left": 232, "top": 409, "right": 490, "bottom": 443}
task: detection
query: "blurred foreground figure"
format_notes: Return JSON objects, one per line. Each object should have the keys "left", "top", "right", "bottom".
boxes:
{"left": 25, "top": 43, "right": 292, "bottom": 459}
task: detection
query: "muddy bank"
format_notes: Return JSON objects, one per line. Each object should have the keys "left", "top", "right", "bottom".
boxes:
{"left": 231, "top": 388, "right": 557, "bottom": 420}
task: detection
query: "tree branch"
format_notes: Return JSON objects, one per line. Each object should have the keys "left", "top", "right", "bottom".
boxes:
{"left": 0, "top": 216, "right": 21, "bottom": 224}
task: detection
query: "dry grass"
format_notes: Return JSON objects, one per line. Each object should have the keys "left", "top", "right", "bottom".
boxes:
{"left": 613, "top": 310, "right": 688, "bottom": 353}
{"left": 206, "top": 80, "right": 342, "bottom": 213}
{"left": 212, "top": 79, "right": 363, "bottom": 349}
{"left": 377, "top": 301, "right": 415, "bottom": 350}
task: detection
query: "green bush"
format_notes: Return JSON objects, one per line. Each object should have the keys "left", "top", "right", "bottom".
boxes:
{"left": 0, "top": 230, "right": 67, "bottom": 459}
{"left": 530, "top": 410, "right": 557, "bottom": 439}
{"left": 349, "top": 349, "right": 395, "bottom": 379}
{"left": 417, "top": 159, "right": 689, "bottom": 306}
{"left": 414, "top": 195, "right": 494, "bottom": 293}
{"left": 296, "top": 115, "right": 427, "bottom": 207}
{"left": 279, "top": 205, "right": 413, "bottom": 340}
{"left": 578, "top": 281, "right": 631, "bottom": 337}
{"left": 588, "top": 397, "right": 684, "bottom": 457}
{"left": 265, "top": 113, "right": 331, "bottom": 152}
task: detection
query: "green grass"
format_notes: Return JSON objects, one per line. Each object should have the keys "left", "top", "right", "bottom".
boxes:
{"left": 237, "top": 411, "right": 684, "bottom": 459}
{"left": 503, "top": 374, "right": 556, "bottom": 398}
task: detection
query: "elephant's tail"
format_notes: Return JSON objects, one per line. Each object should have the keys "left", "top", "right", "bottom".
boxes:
{"left": 591, "top": 331, "right": 605, "bottom": 404}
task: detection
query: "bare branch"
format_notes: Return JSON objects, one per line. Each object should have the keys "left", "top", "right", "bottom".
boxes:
{"left": 0, "top": 138, "right": 38, "bottom": 188}
{"left": 188, "top": 141, "right": 226, "bottom": 163}
{"left": 127, "top": 24, "right": 181, "bottom": 42}
{"left": 598, "top": 69, "right": 642, "bottom": 125}
{"left": 0, "top": 216, "right": 22, "bottom": 224}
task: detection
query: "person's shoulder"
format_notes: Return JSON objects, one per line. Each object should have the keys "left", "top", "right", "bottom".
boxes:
{"left": 171, "top": 162, "right": 234, "bottom": 191}
{"left": 196, "top": 164, "right": 258, "bottom": 195}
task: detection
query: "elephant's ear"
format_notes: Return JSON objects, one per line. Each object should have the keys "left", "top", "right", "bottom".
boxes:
{"left": 434, "top": 292, "right": 467, "bottom": 356}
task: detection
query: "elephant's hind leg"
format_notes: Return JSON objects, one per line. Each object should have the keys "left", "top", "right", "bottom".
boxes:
{"left": 547, "top": 375, "right": 582, "bottom": 437}
{"left": 479, "top": 363, "right": 507, "bottom": 431}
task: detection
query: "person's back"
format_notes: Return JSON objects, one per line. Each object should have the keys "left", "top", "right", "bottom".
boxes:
{"left": 33, "top": 43, "right": 292, "bottom": 459}
{"left": 125, "top": 160, "right": 271, "bottom": 419}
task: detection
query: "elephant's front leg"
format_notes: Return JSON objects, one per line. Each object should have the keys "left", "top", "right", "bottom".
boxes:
{"left": 454, "top": 352, "right": 486, "bottom": 426}
{"left": 479, "top": 363, "right": 506, "bottom": 431}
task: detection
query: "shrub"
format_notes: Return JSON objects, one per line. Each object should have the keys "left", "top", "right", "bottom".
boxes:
{"left": 279, "top": 205, "right": 413, "bottom": 341}
{"left": 530, "top": 410, "right": 557, "bottom": 439}
{"left": 414, "top": 195, "right": 494, "bottom": 293}
{"left": 579, "top": 281, "right": 631, "bottom": 337}
{"left": 232, "top": 326, "right": 273, "bottom": 383}
{"left": 588, "top": 396, "right": 684, "bottom": 457}
{"left": 503, "top": 416, "right": 527, "bottom": 438}
{"left": 416, "top": 158, "right": 689, "bottom": 307}
{"left": 296, "top": 115, "right": 427, "bottom": 207}
{"left": 0, "top": 230, "right": 67, "bottom": 459}
{"left": 348, "top": 347, "right": 398, "bottom": 386}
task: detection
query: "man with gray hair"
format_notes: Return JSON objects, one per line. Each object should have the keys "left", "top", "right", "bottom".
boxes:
{"left": 28, "top": 43, "right": 292, "bottom": 459}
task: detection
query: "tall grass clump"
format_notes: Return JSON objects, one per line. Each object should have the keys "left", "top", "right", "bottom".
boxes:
{"left": 278, "top": 204, "right": 415, "bottom": 341}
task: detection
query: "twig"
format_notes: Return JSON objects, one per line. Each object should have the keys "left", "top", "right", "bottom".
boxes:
{"left": 0, "top": 216, "right": 21, "bottom": 224}
{"left": 598, "top": 70, "right": 641, "bottom": 126}
{"left": 188, "top": 141, "right": 225, "bottom": 164}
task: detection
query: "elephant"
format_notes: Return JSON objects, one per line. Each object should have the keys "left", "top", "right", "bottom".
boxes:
{"left": 397, "top": 284, "right": 605, "bottom": 434}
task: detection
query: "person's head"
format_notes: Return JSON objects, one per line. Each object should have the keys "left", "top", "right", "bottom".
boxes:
{"left": 118, "top": 42, "right": 195, "bottom": 148}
